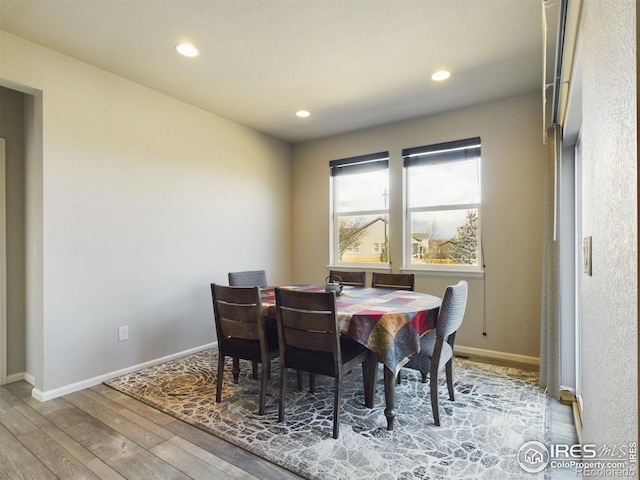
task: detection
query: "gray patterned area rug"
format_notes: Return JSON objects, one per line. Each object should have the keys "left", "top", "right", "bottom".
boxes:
{"left": 104, "top": 348, "right": 549, "bottom": 480}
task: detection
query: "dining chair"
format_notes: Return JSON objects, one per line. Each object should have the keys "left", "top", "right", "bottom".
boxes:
{"left": 275, "top": 288, "right": 370, "bottom": 439}
{"left": 398, "top": 280, "right": 468, "bottom": 426}
{"left": 328, "top": 270, "right": 366, "bottom": 287}
{"left": 371, "top": 272, "right": 415, "bottom": 291}
{"left": 211, "top": 284, "right": 279, "bottom": 415}
{"left": 228, "top": 269, "right": 269, "bottom": 378}
{"left": 228, "top": 270, "right": 268, "bottom": 288}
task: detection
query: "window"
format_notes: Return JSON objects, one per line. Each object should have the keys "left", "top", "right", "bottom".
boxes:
{"left": 330, "top": 152, "right": 389, "bottom": 265}
{"left": 403, "top": 138, "right": 481, "bottom": 270}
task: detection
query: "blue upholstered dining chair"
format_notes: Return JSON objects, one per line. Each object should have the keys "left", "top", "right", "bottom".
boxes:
{"left": 399, "top": 280, "right": 468, "bottom": 426}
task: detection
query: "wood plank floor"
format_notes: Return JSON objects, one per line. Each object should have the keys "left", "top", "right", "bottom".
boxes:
{"left": 0, "top": 380, "right": 304, "bottom": 480}
{"left": 548, "top": 397, "right": 582, "bottom": 479}
{"left": 0, "top": 360, "right": 579, "bottom": 479}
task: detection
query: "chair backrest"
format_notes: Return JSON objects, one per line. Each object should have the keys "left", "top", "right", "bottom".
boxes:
{"left": 228, "top": 270, "right": 268, "bottom": 287}
{"left": 435, "top": 280, "right": 468, "bottom": 339}
{"left": 328, "top": 270, "right": 366, "bottom": 287}
{"left": 211, "top": 284, "right": 266, "bottom": 344}
{"left": 371, "top": 272, "right": 415, "bottom": 291}
{"left": 275, "top": 288, "right": 339, "bottom": 356}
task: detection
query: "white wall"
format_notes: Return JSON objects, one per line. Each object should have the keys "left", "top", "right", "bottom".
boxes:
{"left": 291, "top": 93, "right": 546, "bottom": 360}
{"left": 580, "top": 0, "right": 638, "bottom": 449}
{"left": 0, "top": 30, "right": 292, "bottom": 396}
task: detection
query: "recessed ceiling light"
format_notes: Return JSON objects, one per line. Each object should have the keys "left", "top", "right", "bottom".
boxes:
{"left": 431, "top": 70, "right": 451, "bottom": 81}
{"left": 175, "top": 43, "right": 199, "bottom": 57}
{"left": 296, "top": 110, "right": 310, "bottom": 118}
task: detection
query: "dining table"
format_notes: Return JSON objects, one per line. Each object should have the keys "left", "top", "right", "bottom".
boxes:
{"left": 260, "top": 284, "right": 441, "bottom": 430}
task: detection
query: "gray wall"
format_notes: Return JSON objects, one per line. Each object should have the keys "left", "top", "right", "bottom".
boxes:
{"left": 291, "top": 93, "right": 546, "bottom": 361}
{"left": 1, "top": 30, "right": 292, "bottom": 397}
{"left": 0, "top": 86, "right": 26, "bottom": 377}
{"left": 580, "top": 0, "right": 638, "bottom": 448}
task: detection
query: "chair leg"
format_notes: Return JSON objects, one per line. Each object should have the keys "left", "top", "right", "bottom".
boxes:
{"left": 232, "top": 357, "right": 240, "bottom": 384}
{"left": 397, "top": 369, "right": 402, "bottom": 385}
{"left": 430, "top": 364, "right": 440, "bottom": 426}
{"left": 252, "top": 361, "right": 258, "bottom": 379}
{"left": 446, "top": 359, "right": 455, "bottom": 401}
{"left": 216, "top": 354, "right": 225, "bottom": 403}
{"left": 309, "top": 372, "right": 316, "bottom": 393}
{"left": 421, "top": 371, "right": 428, "bottom": 383}
{"left": 296, "top": 370, "right": 303, "bottom": 391}
{"left": 279, "top": 364, "right": 287, "bottom": 423}
{"left": 258, "top": 361, "right": 268, "bottom": 415}
{"left": 333, "top": 377, "right": 342, "bottom": 439}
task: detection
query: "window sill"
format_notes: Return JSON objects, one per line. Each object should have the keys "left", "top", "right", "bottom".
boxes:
{"left": 326, "top": 264, "right": 391, "bottom": 272}
{"left": 400, "top": 267, "right": 485, "bottom": 279}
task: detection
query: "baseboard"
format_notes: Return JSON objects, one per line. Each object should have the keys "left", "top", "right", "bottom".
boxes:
{"left": 5, "top": 372, "right": 38, "bottom": 387}
{"left": 454, "top": 345, "right": 540, "bottom": 366}
{"left": 31, "top": 343, "right": 216, "bottom": 402}
{"left": 5, "top": 372, "right": 27, "bottom": 384}
{"left": 24, "top": 372, "right": 35, "bottom": 386}
{"left": 23, "top": 342, "right": 536, "bottom": 401}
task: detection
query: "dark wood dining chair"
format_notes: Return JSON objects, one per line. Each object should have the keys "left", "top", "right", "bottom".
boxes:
{"left": 398, "top": 280, "right": 468, "bottom": 425}
{"left": 228, "top": 270, "right": 269, "bottom": 378}
{"left": 371, "top": 272, "right": 415, "bottom": 291}
{"left": 328, "top": 270, "right": 366, "bottom": 287}
{"left": 275, "top": 288, "right": 370, "bottom": 439}
{"left": 228, "top": 270, "right": 268, "bottom": 288}
{"left": 211, "top": 284, "right": 279, "bottom": 415}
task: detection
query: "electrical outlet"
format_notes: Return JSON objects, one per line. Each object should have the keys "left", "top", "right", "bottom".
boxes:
{"left": 118, "top": 326, "right": 129, "bottom": 342}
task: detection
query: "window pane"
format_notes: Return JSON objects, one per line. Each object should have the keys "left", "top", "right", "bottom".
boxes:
{"left": 335, "top": 170, "right": 389, "bottom": 212}
{"left": 337, "top": 214, "right": 388, "bottom": 263}
{"left": 408, "top": 158, "right": 480, "bottom": 207}
{"left": 409, "top": 209, "right": 479, "bottom": 266}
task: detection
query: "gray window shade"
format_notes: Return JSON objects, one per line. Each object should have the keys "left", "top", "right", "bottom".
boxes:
{"left": 330, "top": 152, "right": 389, "bottom": 176}
{"left": 403, "top": 137, "right": 481, "bottom": 167}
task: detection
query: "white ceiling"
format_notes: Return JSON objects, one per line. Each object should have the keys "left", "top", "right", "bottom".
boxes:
{"left": 0, "top": 0, "right": 544, "bottom": 143}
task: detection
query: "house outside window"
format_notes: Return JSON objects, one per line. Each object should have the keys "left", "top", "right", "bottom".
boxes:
{"left": 330, "top": 152, "right": 389, "bottom": 265}
{"left": 403, "top": 138, "right": 482, "bottom": 271}
{"left": 345, "top": 244, "right": 361, "bottom": 254}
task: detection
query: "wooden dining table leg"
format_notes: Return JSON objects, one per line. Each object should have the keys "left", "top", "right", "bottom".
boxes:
{"left": 383, "top": 365, "right": 397, "bottom": 430}
{"left": 363, "top": 351, "right": 377, "bottom": 408}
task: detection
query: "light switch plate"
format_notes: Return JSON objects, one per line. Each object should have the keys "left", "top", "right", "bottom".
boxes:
{"left": 583, "top": 236, "right": 592, "bottom": 276}
{"left": 118, "top": 326, "right": 129, "bottom": 342}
